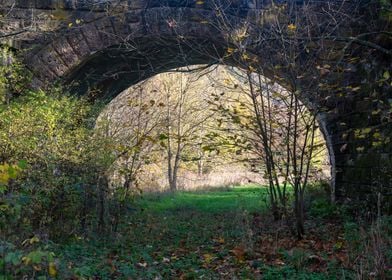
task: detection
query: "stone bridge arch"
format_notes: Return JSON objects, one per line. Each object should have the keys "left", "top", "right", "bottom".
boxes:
{"left": 1, "top": 0, "right": 391, "bottom": 212}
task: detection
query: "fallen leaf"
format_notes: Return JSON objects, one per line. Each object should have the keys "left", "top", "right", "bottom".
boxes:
{"left": 48, "top": 262, "right": 57, "bottom": 277}
{"left": 137, "top": 262, "right": 147, "bottom": 268}
{"left": 231, "top": 246, "right": 245, "bottom": 262}
{"left": 203, "top": 253, "right": 214, "bottom": 263}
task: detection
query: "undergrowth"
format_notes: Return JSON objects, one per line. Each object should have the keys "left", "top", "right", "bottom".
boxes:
{"left": 2, "top": 185, "right": 391, "bottom": 279}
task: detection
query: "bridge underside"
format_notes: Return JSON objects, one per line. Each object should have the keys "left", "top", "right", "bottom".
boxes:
{"left": 66, "top": 37, "right": 226, "bottom": 101}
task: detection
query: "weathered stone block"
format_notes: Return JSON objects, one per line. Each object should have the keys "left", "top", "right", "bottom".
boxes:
{"left": 94, "top": 18, "right": 119, "bottom": 48}
{"left": 52, "top": 38, "right": 79, "bottom": 68}
{"left": 126, "top": 10, "right": 142, "bottom": 23}
{"left": 65, "top": 31, "right": 91, "bottom": 58}
{"left": 36, "top": 46, "right": 68, "bottom": 77}
{"left": 80, "top": 24, "right": 103, "bottom": 52}
{"left": 128, "top": 0, "right": 147, "bottom": 9}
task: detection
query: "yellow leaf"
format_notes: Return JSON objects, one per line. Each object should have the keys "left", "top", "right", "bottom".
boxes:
{"left": 287, "top": 23, "right": 296, "bottom": 31}
{"left": 68, "top": 22, "right": 73, "bottom": 28}
{"left": 363, "top": 128, "right": 372, "bottom": 134}
{"left": 373, "top": 132, "right": 381, "bottom": 139}
{"left": 372, "top": 141, "right": 382, "bottom": 147}
{"left": 29, "top": 236, "right": 40, "bottom": 244}
{"left": 196, "top": 0, "right": 204, "bottom": 4}
{"left": 356, "top": 146, "right": 365, "bottom": 152}
{"left": 0, "top": 172, "right": 10, "bottom": 185}
{"left": 242, "top": 53, "right": 250, "bottom": 60}
{"left": 334, "top": 241, "right": 343, "bottom": 249}
{"left": 354, "top": 128, "right": 371, "bottom": 139}
{"left": 203, "top": 253, "right": 213, "bottom": 263}
{"left": 48, "top": 262, "right": 57, "bottom": 277}
{"left": 248, "top": 65, "right": 256, "bottom": 72}
{"left": 22, "top": 256, "right": 31, "bottom": 265}
{"left": 0, "top": 163, "right": 8, "bottom": 172}
{"left": 227, "top": 47, "right": 235, "bottom": 54}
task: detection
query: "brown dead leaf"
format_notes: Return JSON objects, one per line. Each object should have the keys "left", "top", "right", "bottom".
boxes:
{"left": 231, "top": 245, "right": 246, "bottom": 262}
{"left": 213, "top": 237, "right": 225, "bottom": 244}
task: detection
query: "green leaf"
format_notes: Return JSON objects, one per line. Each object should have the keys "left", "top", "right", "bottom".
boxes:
{"left": 0, "top": 185, "right": 7, "bottom": 194}
{"left": 5, "top": 252, "right": 22, "bottom": 265}
{"left": 17, "top": 160, "right": 27, "bottom": 169}
{"left": 27, "top": 250, "right": 44, "bottom": 264}
{"left": 158, "top": 133, "right": 168, "bottom": 140}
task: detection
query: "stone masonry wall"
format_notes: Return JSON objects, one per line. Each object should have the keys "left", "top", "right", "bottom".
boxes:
{"left": 0, "top": 0, "right": 391, "bottom": 212}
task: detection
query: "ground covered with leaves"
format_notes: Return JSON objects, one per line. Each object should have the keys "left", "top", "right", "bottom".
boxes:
{"left": 2, "top": 185, "right": 391, "bottom": 279}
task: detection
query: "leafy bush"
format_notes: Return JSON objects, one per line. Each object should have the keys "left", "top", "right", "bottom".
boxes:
{"left": 0, "top": 47, "right": 32, "bottom": 104}
{"left": 309, "top": 198, "right": 339, "bottom": 219}
{"left": 1, "top": 237, "right": 57, "bottom": 279}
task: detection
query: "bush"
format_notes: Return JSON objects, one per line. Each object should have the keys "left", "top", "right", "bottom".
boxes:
{"left": 309, "top": 198, "right": 339, "bottom": 219}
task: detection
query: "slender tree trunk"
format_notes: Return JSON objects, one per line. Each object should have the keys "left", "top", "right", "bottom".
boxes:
{"left": 80, "top": 184, "right": 88, "bottom": 236}
{"left": 198, "top": 159, "right": 203, "bottom": 176}
{"left": 123, "top": 174, "right": 133, "bottom": 191}
{"left": 295, "top": 188, "right": 305, "bottom": 239}
{"left": 167, "top": 145, "right": 176, "bottom": 191}
{"left": 248, "top": 72, "right": 281, "bottom": 220}
{"left": 98, "top": 176, "right": 107, "bottom": 233}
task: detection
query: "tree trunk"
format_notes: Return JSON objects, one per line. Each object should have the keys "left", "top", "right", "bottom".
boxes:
{"left": 295, "top": 187, "right": 305, "bottom": 239}
{"left": 197, "top": 159, "right": 203, "bottom": 176}
{"left": 80, "top": 184, "right": 88, "bottom": 236}
{"left": 167, "top": 149, "right": 176, "bottom": 191}
{"left": 98, "top": 176, "right": 108, "bottom": 233}
{"left": 169, "top": 175, "right": 177, "bottom": 191}
{"left": 123, "top": 174, "right": 133, "bottom": 191}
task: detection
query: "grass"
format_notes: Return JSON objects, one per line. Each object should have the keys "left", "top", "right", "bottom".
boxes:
{"left": 56, "top": 185, "right": 271, "bottom": 279}
{"left": 134, "top": 184, "right": 269, "bottom": 213}
{"left": 5, "top": 184, "right": 390, "bottom": 279}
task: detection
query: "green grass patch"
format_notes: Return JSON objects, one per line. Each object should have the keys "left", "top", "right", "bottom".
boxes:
{"left": 134, "top": 184, "right": 269, "bottom": 213}
{"left": 52, "top": 185, "right": 271, "bottom": 278}
{"left": 5, "top": 184, "right": 361, "bottom": 279}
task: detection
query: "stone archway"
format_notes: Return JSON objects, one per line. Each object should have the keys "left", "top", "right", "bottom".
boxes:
{"left": 1, "top": 0, "right": 391, "bottom": 212}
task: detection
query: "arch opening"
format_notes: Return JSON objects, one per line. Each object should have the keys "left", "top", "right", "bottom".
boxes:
{"left": 65, "top": 37, "right": 227, "bottom": 101}
{"left": 94, "top": 63, "right": 333, "bottom": 196}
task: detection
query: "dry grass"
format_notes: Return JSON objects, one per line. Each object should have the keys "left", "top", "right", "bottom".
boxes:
{"left": 134, "top": 164, "right": 266, "bottom": 192}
